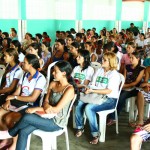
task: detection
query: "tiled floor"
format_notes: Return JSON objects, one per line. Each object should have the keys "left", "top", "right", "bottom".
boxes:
{"left": 29, "top": 111, "right": 149, "bottom": 150}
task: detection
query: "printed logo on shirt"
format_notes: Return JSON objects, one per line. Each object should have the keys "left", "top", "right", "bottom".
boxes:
{"left": 6, "top": 74, "right": 10, "bottom": 87}
{"left": 21, "top": 86, "right": 30, "bottom": 96}
{"left": 74, "top": 73, "right": 85, "bottom": 80}
{"left": 96, "top": 76, "right": 108, "bottom": 84}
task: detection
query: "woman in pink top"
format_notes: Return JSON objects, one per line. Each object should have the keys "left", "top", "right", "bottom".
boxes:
{"left": 120, "top": 41, "right": 136, "bottom": 74}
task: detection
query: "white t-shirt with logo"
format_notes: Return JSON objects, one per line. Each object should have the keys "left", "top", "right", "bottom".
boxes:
{"left": 71, "top": 65, "right": 94, "bottom": 85}
{"left": 90, "top": 67, "right": 121, "bottom": 98}
{"left": 5, "top": 64, "right": 23, "bottom": 88}
{"left": 19, "top": 71, "right": 46, "bottom": 97}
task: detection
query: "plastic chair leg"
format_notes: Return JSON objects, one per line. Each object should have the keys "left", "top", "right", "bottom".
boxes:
{"left": 26, "top": 134, "right": 31, "bottom": 150}
{"left": 115, "top": 110, "right": 119, "bottom": 134}
{"left": 129, "top": 97, "right": 136, "bottom": 122}
{"left": 41, "top": 136, "right": 54, "bottom": 150}
{"left": 64, "top": 128, "right": 69, "bottom": 150}
{"left": 125, "top": 99, "right": 130, "bottom": 112}
{"left": 99, "top": 114, "right": 107, "bottom": 142}
{"left": 72, "top": 107, "right": 76, "bottom": 128}
{"left": 145, "top": 103, "right": 150, "bottom": 119}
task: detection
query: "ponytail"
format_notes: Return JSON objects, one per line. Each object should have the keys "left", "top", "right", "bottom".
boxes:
{"left": 68, "top": 76, "right": 80, "bottom": 103}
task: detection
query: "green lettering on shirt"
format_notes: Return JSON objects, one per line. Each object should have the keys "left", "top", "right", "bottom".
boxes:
{"left": 96, "top": 76, "right": 108, "bottom": 84}
{"left": 74, "top": 73, "right": 85, "bottom": 80}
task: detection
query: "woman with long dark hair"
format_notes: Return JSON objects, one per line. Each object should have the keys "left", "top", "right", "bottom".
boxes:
{"left": 10, "top": 40, "right": 25, "bottom": 63}
{"left": 71, "top": 49, "right": 94, "bottom": 91}
{"left": 0, "top": 48, "right": 23, "bottom": 106}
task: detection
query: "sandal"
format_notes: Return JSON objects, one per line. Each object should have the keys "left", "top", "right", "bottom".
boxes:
{"left": 90, "top": 136, "right": 99, "bottom": 145}
{"left": 75, "top": 128, "right": 84, "bottom": 137}
{"left": 107, "top": 119, "right": 116, "bottom": 126}
{"left": 129, "top": 122, "right": 143, "bottom": 128}
{"left": 129, "top": 122, "right": 137, "bottom": 128}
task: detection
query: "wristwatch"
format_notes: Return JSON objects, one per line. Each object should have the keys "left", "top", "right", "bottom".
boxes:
{"left": 14, "top": 96, "right": 17, "bottom": 99}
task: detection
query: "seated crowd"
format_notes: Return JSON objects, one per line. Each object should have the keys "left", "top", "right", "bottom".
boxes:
{"left": 0, "top": 24, "right": 150, "bottom": 149}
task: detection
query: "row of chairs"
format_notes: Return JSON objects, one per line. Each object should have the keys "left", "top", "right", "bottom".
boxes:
{"left": 126, "top": 96, "right": 150, "bottom": 122}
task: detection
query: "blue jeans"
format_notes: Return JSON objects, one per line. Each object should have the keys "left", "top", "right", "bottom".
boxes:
{"left": 9, "top": 114, "right": 62, "bottom": 150}
{"left": 75, "top": 98, "right": 117, "bottom": 137}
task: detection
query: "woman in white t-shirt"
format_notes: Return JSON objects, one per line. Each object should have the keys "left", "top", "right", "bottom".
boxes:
{"left": 71, "top": 49, "right": 94, "bottom": 91}
{"left": 84, "top": 42, "right": 98, "bottom": 62}
{"left": 74, "top": 52, "right": 121, "bottom": 144}
{"left": 0, "top": 48, "right": 23, "bottom": 106}
{"left": 135, "top": 33, "right": 147, "bottom": 51}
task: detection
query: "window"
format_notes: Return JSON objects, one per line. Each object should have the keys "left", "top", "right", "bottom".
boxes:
{"left": 122, "top": 1, "right": 144, "bottom": 21}
{"left": 26, "top": 0, "right": 55, "bottom": 19}
{"left": 0, "top": 0, "right": 19, "bottom": 19}
{"left": 82, "top": 0, "right": 116, "bottom": 20}
{"left": 55, "top": 0, "right": 76, "bottom": 20}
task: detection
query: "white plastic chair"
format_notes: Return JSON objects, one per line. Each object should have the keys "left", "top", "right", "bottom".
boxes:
{"left": 26, "top": 94, "right": 77, "bottom": 150}
{"left": 45, "top": 61, "right": 58, "bottom": 93}
{"left": 96, "top": 73, "right": 125, "bottom": 142}
{"left": 91, "top": 62, "right": 101, "bottom": 72}
{"left": 134, "top": 101, "right": 150, "bottom": 121}
{"left": 144, "top": 102, "right": 150, "bottom": 119}
{"left": 127, "top": 97, "right": 137, "bottom": 122}
{"left": 0, "top": 64, "right": 6, "bottom": 86}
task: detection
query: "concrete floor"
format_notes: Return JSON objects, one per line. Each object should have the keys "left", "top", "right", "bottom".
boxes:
{"left": 29, "top": 111, "right": 150, "bottom": 150}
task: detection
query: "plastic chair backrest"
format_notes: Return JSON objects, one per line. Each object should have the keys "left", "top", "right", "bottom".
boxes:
{"left": 46, "top": 61, "right": 58, "bottom": 91}
{"left": 91, "top": 62, "right": 101, "bottom": 72}
{"left": 0, "top": 65, "right": 6, "bottom": 87}
{"left": 115, "top": 73, "right": 125, "bottom": 109}
{"left": 66, "top": 94, "right": 77, "bottom": 120}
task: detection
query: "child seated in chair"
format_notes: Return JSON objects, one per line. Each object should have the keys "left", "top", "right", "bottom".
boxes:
{"left": 132, "top": 66, "right": 150, "bottom": 127}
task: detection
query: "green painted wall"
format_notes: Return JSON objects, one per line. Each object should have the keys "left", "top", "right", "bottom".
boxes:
{"left": 0, "top": 19, "right": 18, "bottom": 32}
{"left": 0, "top": 0, "right": 149, "bottom": 42}
{"left": 82, "top": 20, "right": 115, "bottom": 32}
{"left": 27, "top": 20, "right": 56, "bottom": 43}
{"left": 26, "top": 20, "right": 75, "bottom": 43}
{"left": 55, "top": 20, "right": 75, "bottom": 31}
{"left": 121, "top": 21, "right": 143, "bottom": 30}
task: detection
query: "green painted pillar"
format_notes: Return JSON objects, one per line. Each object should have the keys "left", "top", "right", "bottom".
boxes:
{"left": 76, "top": 0, "right": 83, "bottom": 20}
{"left": 143, "top": 1, "right": 150, "bottom": 33}
{"left": 115, "top": 0, "right": 122, "bottom": 31}
{"left": 76, "top": 0, "right": 83, "bottom": 32}
{"left": 144, "top": 1, "right": 150, "bottom": 22}
{"left": 116, "top": 0, "right": 122, "bottom": 21}
{"left": 18, "top": 0, "right": 26, "bottom": 20}
{"left": 18, "top": 0, "right": 26, "bottom": 40}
